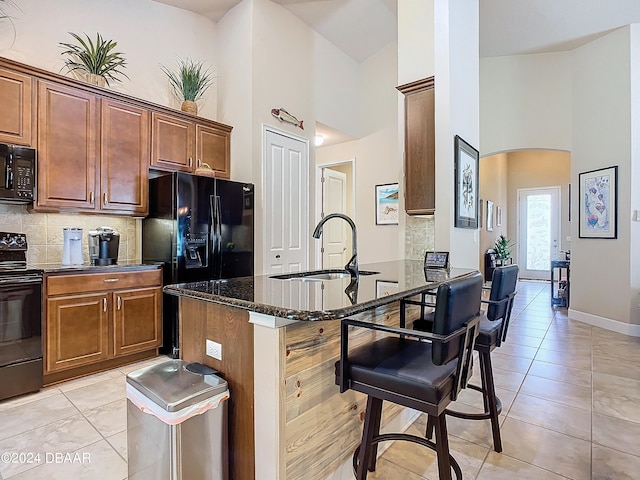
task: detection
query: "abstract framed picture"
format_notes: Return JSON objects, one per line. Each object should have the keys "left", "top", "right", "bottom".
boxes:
{"left": 454, "top": 135, "right": 479, "bottom": 228}
{"left": 579, "top": 166, "right": 618, "bottom": 239}
{"left": 375, "top": 183, "right": 399, "bottom": 225}
{"left": 496, "top": 206, "right": 502, "bottom": 227}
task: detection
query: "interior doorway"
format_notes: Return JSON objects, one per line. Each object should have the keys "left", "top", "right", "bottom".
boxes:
{"left": 517, "top": 186, "right": 561, "bottom": 279}
{"left": 316, "top": 159, "right": 355, "bottom": 269}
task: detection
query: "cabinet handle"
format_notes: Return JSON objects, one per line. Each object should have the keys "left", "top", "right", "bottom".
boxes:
{"left": 103, "top": 297, "right": 107, "bottom": 312}
{"left": 197, "top": 158, "right": 202, "bottom": 168}
{"left": 117, "top": 296, "right": 121, "bottom": 310}
{"left": 89, "top": 191, "right": 94, "bottom": 204}
{"left": 103, "top": 192, "right": 108, "bottom": 206}
{"left": 189, "top": 157, "right": 193, "bottom": 168}
{"left": 103, "top": 278, "right": 120, "bottom": 283}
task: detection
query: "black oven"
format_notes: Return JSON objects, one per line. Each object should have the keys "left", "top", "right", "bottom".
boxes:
{"left": 0, "top": 143, "right": 36, "bottom": 203}
{"left": 0, "top": 232, "right": 43, "bottom": 401}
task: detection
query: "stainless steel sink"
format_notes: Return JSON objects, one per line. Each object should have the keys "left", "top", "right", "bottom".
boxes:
{"left": 270, "top": 270, "right": 379, "bottom": 281}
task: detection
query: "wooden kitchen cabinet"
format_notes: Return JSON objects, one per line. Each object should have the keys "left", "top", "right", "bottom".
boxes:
{"left": 36, "top": 83, "right": 149, "bottom": 215}
{"left": 113, "top": 287, "right": 162, "bottom": 356}
{"left": 46, "top": 292, "right": 110, "bottom": 372}
{"left": 36, "top": 81, "right": 98, "bottom": 211}
{"left": 397, "top": 77, "right": 435, "bottom": 215}
{"left": 100, "top": 98, "right": 149, "bottom": 215}
{"left": 150, "top": 112, "right": 194, "bottom": 172}
{"left": 196, "top": 123, "right": 230, "bottom": 178}
{"left": 151, "top": 111, "right": 232, "bottom": 178}
{"left": 44, "top": 268, "right": 162, "bottom": 384}
{"left": 0, "top": 67, "right": 33, "bottom": 146}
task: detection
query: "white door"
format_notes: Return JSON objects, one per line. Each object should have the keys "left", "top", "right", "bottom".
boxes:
{"left": 517, "top": 187, "right": 561, "bottom": 279}
{"left": 264, "top": 128, "right": 309, "bottom": 274}
{"left": 321, "top": 168, "right": 348, "bottom": 268}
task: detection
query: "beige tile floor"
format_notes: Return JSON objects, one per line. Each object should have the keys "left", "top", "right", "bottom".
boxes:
{"left": 369, "top": 281, "right": 640, "bottom": 480}
{"left": 0, "top": 281, "right": 638, "bottom": 479}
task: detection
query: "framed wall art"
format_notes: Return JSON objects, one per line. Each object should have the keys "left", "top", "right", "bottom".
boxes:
{"left": 579, "top": 166, "right": 618, "bottom": 239}
{"left": 486, "top": 200, "right": 494, "bottom": 232}
{"left": 454, "top": 135, "right": 479, "bottom": 229}
{"left": 496, "top": 206, "right": 503, "bottom": 227}
{"left": 375, "top": 183, "right": 399, "bottom": 225}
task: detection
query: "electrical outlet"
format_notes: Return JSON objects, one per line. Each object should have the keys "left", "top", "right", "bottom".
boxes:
{"left": 206, "top": 339, "right": 222, "bottom": 360}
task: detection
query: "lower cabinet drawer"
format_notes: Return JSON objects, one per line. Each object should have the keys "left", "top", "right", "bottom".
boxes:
{"left": 46, "top": 269, "right": 161, "bottom": 296}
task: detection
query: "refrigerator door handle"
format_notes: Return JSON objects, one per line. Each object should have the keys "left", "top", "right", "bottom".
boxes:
{"left": 210, "top": 194, "right": 223, "bottom": 278}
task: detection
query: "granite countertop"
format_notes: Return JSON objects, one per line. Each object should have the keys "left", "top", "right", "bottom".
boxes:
{"left": 34, "top": 261, "right": 163, "bottom": 274}
{"left": 164, "top": 260, "right": 477, "bottom": 321}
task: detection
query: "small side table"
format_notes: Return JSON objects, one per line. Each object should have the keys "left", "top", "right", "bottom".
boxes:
{"left": 551, "top": 260, "right": 570, "bottom": 307}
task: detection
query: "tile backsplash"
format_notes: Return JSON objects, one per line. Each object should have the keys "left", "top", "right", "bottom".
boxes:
{"left": 0, "top": 204, "right": 141, "bottom": 265}
{"left": 405, "top": 215, "right": 435, "bottom": 260}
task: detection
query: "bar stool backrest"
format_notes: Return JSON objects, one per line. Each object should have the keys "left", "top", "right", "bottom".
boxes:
{"left": 432, "top": 272, "right": 483, "bottom": 365}
{"left": 487, "top": 264, "right": 519, "bottom": 322}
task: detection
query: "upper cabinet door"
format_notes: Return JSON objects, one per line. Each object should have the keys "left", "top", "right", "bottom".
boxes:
{"left": 37, "top": 81, "right": 98, "bottom": 210}
{"left": 196, "top": 124, "right": 231, "bottom": 179}
{"left": 0, "top": 68, "right": 33, "bottom": 146}
{"left": 398, "top": 77, "right": 435, "bottom": 215}
{"left": 101, "top": 99, "right": 149, "bottom": 215}
{"left": 150, "top": 112, "right": 194, "bottom": 172}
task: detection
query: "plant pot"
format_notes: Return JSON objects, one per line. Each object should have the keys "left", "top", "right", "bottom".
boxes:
{"left": 181, "top": 100, "right": 198, "bottom": 115}
{"left": 86, "top": 73, "right": 106, "bottom": 87}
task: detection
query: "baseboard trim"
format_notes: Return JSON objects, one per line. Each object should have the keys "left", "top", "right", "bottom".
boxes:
{"left": 568, "top": 308, "right": 640, "bottom": 337}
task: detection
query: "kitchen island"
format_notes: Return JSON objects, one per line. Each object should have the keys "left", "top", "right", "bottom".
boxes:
{"left": 165, "top": 260, "right": 476, "bottom": 480}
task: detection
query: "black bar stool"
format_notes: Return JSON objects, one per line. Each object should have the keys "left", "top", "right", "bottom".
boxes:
{"left": 335, "top": 272, "right": 483, "bottom": 480}
{"left": 404, "top": 264, "right": 519, "bottom": 452}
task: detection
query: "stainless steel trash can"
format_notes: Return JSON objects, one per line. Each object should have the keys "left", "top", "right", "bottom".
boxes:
{"left": 126, "top": 359, "right": 229, "bottom": 480}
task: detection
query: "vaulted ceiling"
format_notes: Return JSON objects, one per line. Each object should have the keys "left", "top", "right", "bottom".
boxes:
{"left": 153, "top": 0, "right": 640, "bottom": 62}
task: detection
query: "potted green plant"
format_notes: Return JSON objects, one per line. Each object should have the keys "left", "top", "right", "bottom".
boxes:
{"left": 160, "top": 58, "right": 214, "bottom": 115}
{"left": 493, "top": 234, "right": 514, "bottom": 263}
{"left": 59, "top": 32, "right": 128, "bottom": 87}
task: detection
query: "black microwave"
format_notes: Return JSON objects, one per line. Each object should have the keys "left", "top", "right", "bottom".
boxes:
{"left": 0, "top": 144, "right": 36, "bottom": 203}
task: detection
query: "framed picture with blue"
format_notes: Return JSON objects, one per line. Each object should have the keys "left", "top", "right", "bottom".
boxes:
{"left": 579, "top": 165, "right": 618, "bottom": 239}
{"left": 375, "top": 183, "right": 399, "bottom": 225}
{"left": 454, "top": 135, "right": 479, "bottom": 228}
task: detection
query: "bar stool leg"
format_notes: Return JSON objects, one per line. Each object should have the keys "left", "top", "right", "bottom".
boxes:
{"left": 434, "top": 414, "right": 453, "bottom": 480}
{"left": 355, "top": 396, "right": 383, "bottom": 480}
{"left": 481, "top": 351, "right": 502, "bottom": 453}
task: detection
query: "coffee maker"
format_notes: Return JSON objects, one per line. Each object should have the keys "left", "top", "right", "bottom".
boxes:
{"left": 88, "top": 227, "right": 120, "bottom": 266}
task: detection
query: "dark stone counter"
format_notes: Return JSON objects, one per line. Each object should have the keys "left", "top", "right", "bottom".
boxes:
{"left": 164, "top": 260, "right": 477, "bottom": 321}
{"left": 34, "top": 261, "right": 162, "bottom": 274}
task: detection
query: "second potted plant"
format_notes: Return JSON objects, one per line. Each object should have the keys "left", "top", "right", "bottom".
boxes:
{"left": 493, "top": 234, "right": 515, "bottom": 264}
{"left": 160, "top": 58, "right": 214, "bottom": 115}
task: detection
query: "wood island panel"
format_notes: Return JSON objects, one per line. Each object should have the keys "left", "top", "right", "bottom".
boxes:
{"left": 178, "top": 295, "right": 419, "bottom": 480}
{"left": 179, "top": 297, "right": 255, "bottom": 480}
{"left": 283, "top": 302, "right": 409, "bottom": 480}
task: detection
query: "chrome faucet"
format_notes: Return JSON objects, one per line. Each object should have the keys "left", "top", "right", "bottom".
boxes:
{"left": 312, "top": 213, "right": 358, "bottom": 278}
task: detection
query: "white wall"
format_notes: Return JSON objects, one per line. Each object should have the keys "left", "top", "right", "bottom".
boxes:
{"left": 0, "top": 0, "right": 219, "bottom": 120}
{"left": 433, "top": 0, "right": 480, "bottom": 269}
{"left": 571, "top": 26, "right": 633, "bottom": 325}
{"left": 314, "top": 36, "right": 361, "bottom": 139}
{"left": 217, "top": 0, "right": 254, "bottom": 183}
{"left": 316, "top": 42, "right": 400, "bottom": 265}
{"left": 630, "top": 24, "right": 640, "bottom": 325}
{"left": 480, "top": 52, "right": 572, "bottom": 156}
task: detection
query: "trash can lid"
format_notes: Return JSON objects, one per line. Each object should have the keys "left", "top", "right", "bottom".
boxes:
{"left": 126, "top": 359, "right": 228, "bottom": 412}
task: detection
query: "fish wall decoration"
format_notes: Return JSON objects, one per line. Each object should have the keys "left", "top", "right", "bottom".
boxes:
{"left": 271, "top": 108, "right": 304, "bottom": 130}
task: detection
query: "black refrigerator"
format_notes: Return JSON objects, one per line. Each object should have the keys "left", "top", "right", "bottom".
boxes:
{"left": 142, "top": 172, "right": 254, "bottom": 356}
